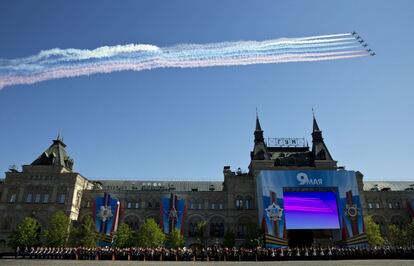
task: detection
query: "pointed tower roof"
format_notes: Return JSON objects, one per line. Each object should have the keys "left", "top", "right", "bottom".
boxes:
{"left": 31, "top": 135, "right": 74, "bottom": 170}
{"left": 313, "top": 114, "right": 320, "bottom": 132}
{"left": 251, "top": 112, "right": 270, "bottom": 160}
{"left": 311, "top": 114, "right": 333, "bottom": 161}
{"left": 256, "top": 112, "right": 262, "bottom": 131}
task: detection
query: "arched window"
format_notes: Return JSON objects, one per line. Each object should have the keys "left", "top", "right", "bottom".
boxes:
{"left": 219, "top": 202, "right": 224, "bottom": 210}
{"left": 197, "top": 199, "right": 203, "bottom": 210}
{"left": 245, "top": 196, "right": 253, "bottom": 209}
{"left": 188, "top": 217, "right": 202, "bottom": 237}
{"left": 235, "top": 196, "right": 243, "bottom": 209}
{"left": 189, "top": 199, "right": 195, "bottom": 210}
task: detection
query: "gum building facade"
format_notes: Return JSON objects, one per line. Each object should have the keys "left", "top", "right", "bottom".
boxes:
{"left": 0, "top": 116, "right": 413, "bottom": 250}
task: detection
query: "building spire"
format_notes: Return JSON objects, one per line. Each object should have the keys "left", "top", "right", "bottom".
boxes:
{"left": 312, "top": 108, "right": 320, "bottom": 132}
{"left": 255, "top": 108, "right": 262, "bottom": 131}
{"left": 254, "top": 110, "right": 264, "bottom": 143}
{"left": 56, "top": 132, "right": 63, "bottom": 142}
{"left": 311, "top": 113, "right": 333, "bottom": 161}
{"left": 251, "top": 110, "right": 269, "bottom": 160}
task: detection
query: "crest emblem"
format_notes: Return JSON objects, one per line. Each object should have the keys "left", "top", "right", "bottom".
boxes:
{"left": 345, "top": 204, "right": 360, "bottom": 218}
{"left": 98, "top": 205, "right": 113, "bottom": 222}
{"left": 265, "top": 202, "right": 283, "bottom": 221}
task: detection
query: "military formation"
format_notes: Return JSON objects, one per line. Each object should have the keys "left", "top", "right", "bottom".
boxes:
{"left": 13, "top": 246, "right": 414, "bottom": 261}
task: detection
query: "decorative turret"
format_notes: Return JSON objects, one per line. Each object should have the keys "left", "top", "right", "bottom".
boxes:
{"left": 311, "top": 113, "right": 336, "bottom": 168}
{"left": 251, "top": 113, "right": 270, "bottom": 160}
{"left": 254, "top": 115, "right": 264, "bottom": 143}
{"left": 31, "top": 134, "right": 74, "bottom": 170}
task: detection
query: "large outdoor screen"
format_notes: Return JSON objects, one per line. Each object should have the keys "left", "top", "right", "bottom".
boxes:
{"left": 283, "top": 191, "right": 340, "bottom": 229}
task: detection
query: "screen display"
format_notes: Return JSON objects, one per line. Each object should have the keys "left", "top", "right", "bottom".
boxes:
{"left": 283, "top": 191, "right": 340, "bottom": 229}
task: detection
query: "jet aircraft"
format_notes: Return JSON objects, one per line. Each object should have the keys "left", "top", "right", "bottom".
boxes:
{"left": 370, "top": 52, "right": 376, "bottom": 56}
{"left": 352, "top": 31, "right": 357, "bottom": 36}
{"left": 362, "top": 43, "right": 368, "bottom": 47}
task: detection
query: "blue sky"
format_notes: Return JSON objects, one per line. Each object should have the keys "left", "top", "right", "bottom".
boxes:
{"left": 0, "top": 0, "right": 413, "bottom": 181}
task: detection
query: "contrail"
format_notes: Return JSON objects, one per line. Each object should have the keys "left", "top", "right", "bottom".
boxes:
{"left": 0, "top": 33, "right": 370, "bottom": 89}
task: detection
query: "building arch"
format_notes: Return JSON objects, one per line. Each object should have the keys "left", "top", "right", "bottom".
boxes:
{"left": 371, "top": 215, "right": 386, "bottom": 235}
{"left": 188, "top": 215, "right": 204, "bottom": 237}
{"left": 208, "top": 215, "right": 225, "bottom": 237}
{"left": 122, "top": 214, "right": 141, "bottom": 230}
{"left": 236, "top": 215, "right": 256, "bottom": 238}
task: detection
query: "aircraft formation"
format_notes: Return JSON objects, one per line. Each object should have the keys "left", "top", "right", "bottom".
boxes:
{"left": 352, "top": 31, "right": 376, "bottom": 56}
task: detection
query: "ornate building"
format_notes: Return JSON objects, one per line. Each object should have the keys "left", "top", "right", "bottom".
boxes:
{"left": 0, "top": 116, "right": 413, "bottom": 250}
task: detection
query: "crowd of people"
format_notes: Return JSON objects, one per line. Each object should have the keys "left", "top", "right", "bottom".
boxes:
{"left": 14, "top": 245, "right": 414, "bottom": 261}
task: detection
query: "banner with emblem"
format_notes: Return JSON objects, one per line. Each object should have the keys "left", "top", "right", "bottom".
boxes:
{"left": 160, "top": 194, "right": 186, "bottom": 235}
{"left": 256, "top": 170, "right": 366, "bottom": 247}
{"left": 94, "top": 193, "right": 120, "bottom": 246}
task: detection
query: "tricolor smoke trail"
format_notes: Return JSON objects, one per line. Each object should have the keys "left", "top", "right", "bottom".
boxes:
{"left": 0, "top": 33, "right": 370, "bottom": 89}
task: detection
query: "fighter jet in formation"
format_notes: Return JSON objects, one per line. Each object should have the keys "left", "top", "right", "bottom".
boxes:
{"left": 353, "top": 32, "right": 376, "bottom": 56}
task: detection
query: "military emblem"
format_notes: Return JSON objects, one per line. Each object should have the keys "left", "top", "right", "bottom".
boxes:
{"left": 169, "top": 207, "right": 178, "bottom": 220}
{"left": 98, "top": 205, "right": 113, "bottom": 222}
{"left": 265, "top": 202, "right": 283, "bottom": 221}
{"left": 345, "top": 204, "right": 359, "bottom": 218}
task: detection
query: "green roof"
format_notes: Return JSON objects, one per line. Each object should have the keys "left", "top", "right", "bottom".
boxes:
{"left": 31, "top": 136, "right": 74, "bottom": 170}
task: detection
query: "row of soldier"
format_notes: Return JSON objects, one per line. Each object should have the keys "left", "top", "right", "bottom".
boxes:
{"left": 15, "top": 246, "right": 414, "bottom": 261}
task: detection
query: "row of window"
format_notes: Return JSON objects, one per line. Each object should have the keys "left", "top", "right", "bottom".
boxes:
{"left": 189, "top": 202, "right": 224, "bottom": 210}
{"left": 120, "top": 197, "right": 253, "bottom": 211}
{"left": 235, "top": 196, "right": 253, "bottom": 210}
{"left": 9, "top": 193, "right": 66, "bottom": 204}
{"left": 367, "top": 201, "right": 401, "bottom": 209}
{"left": 126, "top": 201, "right": 160, "bottom": 209}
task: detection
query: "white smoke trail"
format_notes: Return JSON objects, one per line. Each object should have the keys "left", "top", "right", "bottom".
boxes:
{"left": 0, "top": 33, "right": 369, "bottom": 90}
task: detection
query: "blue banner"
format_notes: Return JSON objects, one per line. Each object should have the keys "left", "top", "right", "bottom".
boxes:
{"left": 160, "top": 194, "right": 186, "bottom": 235}
{"left": 95, "top": 193, "right": 120, "bottom": 246}
{"left": 256, "top": 170, "right": 366, "bottom": 247}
